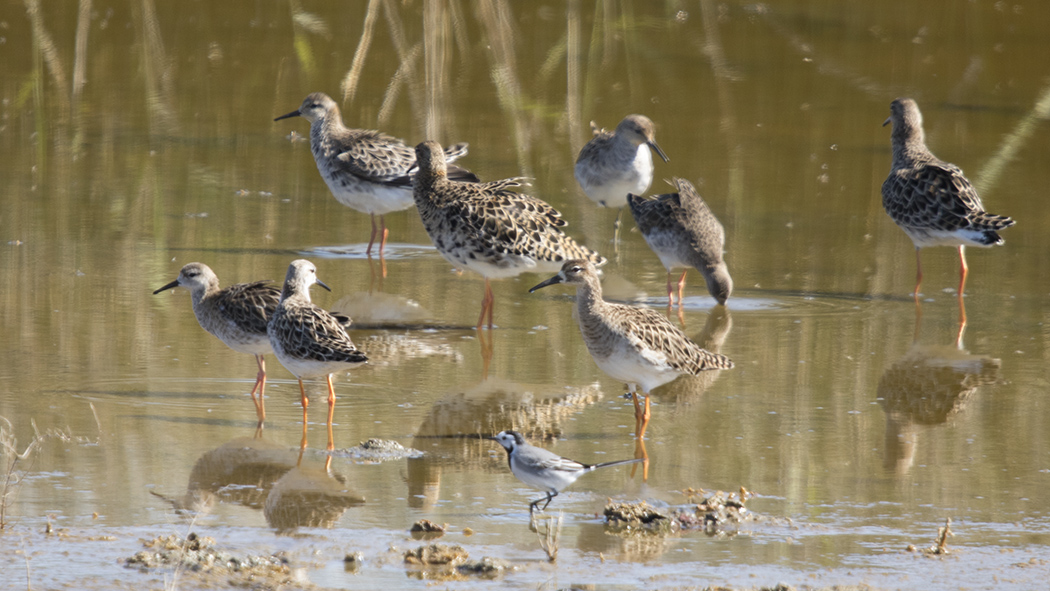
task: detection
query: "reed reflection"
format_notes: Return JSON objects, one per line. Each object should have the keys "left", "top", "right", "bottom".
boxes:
{"left": 877, "top": 318, "right": 1001, "bottom": 475}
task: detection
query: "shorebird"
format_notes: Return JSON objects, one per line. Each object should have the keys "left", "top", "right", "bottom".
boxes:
{"left": 628, "top": 177, "right": 732, "bottom": 309}
{"left": 491, "top": 430, "right": 643, "bottom": 514}
{"left": 275, "top": 92, "right": 478, "bottom": 255}
{"left": 530, "top": 260, "right": 733, "bottom": 437}
{"left": 412, "top": 140, "right": 605, "bottom": 330}
{"left": 153, "top": 262, "right": 280, "bottom": 426}
{"left": 267, "top": 260, "right": 367, "bottom": 451}
{"left": 574, "top": 114, "right": 669, "bottom": 234}
{"left": 882, "top": 97, "right": 1014, "bottom": 301}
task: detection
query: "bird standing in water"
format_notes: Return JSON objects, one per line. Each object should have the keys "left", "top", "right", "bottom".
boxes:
{"left": 881, "top": 97, "right": 1014, "bottom": 305}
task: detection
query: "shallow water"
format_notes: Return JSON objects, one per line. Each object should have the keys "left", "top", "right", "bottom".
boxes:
{"left": 1, "top": 1, "right": 1049, "bottom": 589}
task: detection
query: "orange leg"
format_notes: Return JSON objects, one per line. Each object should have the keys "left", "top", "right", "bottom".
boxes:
{"left": 298, "top": 378, "right": 309, "bottom": 428}
{"left": 676, "top": 270, "right": 688, "bottom": 308}
{"left": 630, "top": 387, "right": 651, "bottom": 438}
{"left": 955, "top": 310, "right": 967, "bottom": 350}
{"left": 249, "top": 354, "right": 267, "bottom": 426}
{"left": 631, "top": 436, "right": 650, "bottom": 481}
{"left": 637, "top": 394, "right": 651, "bottom": 439}
{"left": 378, "top": 215, "right": 389, "bottom": 256}
{"left": 325, "top": 374, "right": 337, "bottom": 452}
{"left": 476, "top": 279, "right": 495, "bottom": 330}
{"left": 913, "top": 247, "right": 923, "bottom": 302}
{"left": 957, "top": 245, "right": 969, "bottom": 331}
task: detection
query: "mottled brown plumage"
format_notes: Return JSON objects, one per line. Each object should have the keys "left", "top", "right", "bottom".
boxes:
{"left": 275, "top": 92, "right": 477, "bottom": 254}
{"left": 881, "top": 98, "right": 1014, "bottom": 298}
{"left": 628, "top": 177, "right": 732, "bottom": 306}
{"left": 153, "top": 262, "right": 280, "bottom": 425}
{"left": 413, "top": 140, "right": 605, "bottom": 329}
{"left": 530, "top": 259, "right": 732, "bottom": 436}
{"left": 267, "top": 260, "right": 367, "bottom": 450}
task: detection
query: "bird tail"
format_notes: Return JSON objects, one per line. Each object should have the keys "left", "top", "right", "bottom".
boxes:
{"left": 962, "top": 212, "right": 1013, "bottom": 246}
{"left": 700, "top": 350, "right": 734, "bottom": 370}
{"left": 972, "top": 212, "right": 1015, "bottom": 231}
{"left": 590, "top": 457, "right": 645, "bottom": 471}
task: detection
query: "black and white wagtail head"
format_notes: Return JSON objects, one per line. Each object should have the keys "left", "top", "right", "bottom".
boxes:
{"left": 491, "top": 430, "right": 643, "bottom": 514}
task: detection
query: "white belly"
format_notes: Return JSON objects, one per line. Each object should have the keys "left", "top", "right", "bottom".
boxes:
{"left": 320, "top": 170, "right": 415, "bottom": 216}
{"left": 592, "top": 343, "right": 683, "bottom": 394}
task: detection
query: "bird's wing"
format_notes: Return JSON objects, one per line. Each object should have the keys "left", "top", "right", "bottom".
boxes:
{"left": 627, "top": 191, "right": 679, "bottom": 235}
{"left": 528, "top": 453, "right": 587, "bottom": 473}
{"left": 336, "top": 130, "right": 416, "bottom": 183}
{"left": 884, "top": 161, "right": 996, "bottom": 232}
{"left": 214, "top": 281, "right": 280, "bottom": 334}
{"left": 611, "top": 303, "right": 734, "bottom": 374}
{"left": 275, "top": 306, "right": 367, "bottom": 364}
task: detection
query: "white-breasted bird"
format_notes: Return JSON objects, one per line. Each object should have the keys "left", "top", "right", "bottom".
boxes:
{"left": 491, "top": 430, "right": 642, "bottom": 514}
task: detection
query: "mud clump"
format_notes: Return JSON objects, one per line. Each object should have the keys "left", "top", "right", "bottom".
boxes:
{"left": 456, "top": 556, "right": 512, "bottom": 579}
{"left": 403, "top": 543, "right": 511, "bottom": 580}
{"left": 404, "top": 543, "right": 468, "bottom": 566}
{"left": 410, "top": 519, "right": 447, "bottom": 540}
{"left": 604, "top": 489, "right": 758, "bottom": 537}
{"left": 125, "top": 533, "right": 302, "bottom": 587}
{"left": 690, "top": 488, "right": 754, "bottom": 534}
{"left": 336, "top": 438, "right": 423, "bottom": 462}
{"left": 604, "top": 501, "right": 674, "bottom": 534}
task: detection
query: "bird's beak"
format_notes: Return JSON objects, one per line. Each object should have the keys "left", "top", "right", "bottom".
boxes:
{"left": 316, "top": 279, "right": 332, "bottom": 292}
{"left": 649, "top": 140, "right": 670, "bottom": 163}
{"left": 274, "top": 109, "right": 302, "bottom": 122}
{"left": 152, "top": 279, "right": 180, "bottom": 295}
{"left": 882, "top": 116, "right": 891, "bottom": 127}
{"left": 529, "top": 274, "right": 564, "bottom": 293}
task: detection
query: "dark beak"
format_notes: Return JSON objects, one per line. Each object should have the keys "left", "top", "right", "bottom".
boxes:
{"left": 152, "top": 279, "right": 180, "bottom": 295}
{"left": 529, "top": 274, "right": 564, "bottom": 293}
{"left": 648, "top": 140, "right": 670, "bottom": 163}
{"left": 882, "top": 116, "right": 891, "bottom": 127}
{"left": 316, "top": 279, "right": 332, "bottom": 292}
{"left": 274, "top": 109, "right": 302, "bottom": 122}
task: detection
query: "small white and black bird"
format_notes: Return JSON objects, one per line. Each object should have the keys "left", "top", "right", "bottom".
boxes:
{"left": 491, "top": 430, "right": 643, "bottom": 514}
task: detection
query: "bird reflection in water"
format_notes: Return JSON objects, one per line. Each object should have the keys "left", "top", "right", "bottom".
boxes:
{"left": 153, "top": 430, "right": 299, "bottom": 516}
{"left": 263, "top": 457, "right": 365, "bottom": 533}
{"left": 877, "top": 315, "right": 1001, "bottom": 475}
{"left": 407, "top": 377, "right": 604, "bottom": 509}
{"left": 650, "top": 306, "right": 733, "bottom": 405}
